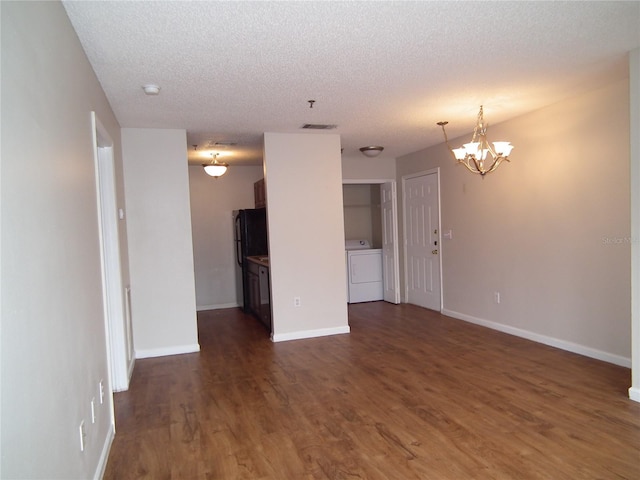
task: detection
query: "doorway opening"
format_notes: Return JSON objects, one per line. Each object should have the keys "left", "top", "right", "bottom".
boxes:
{"left": 342, "top": 180, "right": 400, "bottom": 304}
{"left": 92, "top": 112, "right": 134, "bottom": 394}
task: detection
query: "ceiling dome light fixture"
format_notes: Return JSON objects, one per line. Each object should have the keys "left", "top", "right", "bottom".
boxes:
{"left": 437, "top": 105, "right": 514, "bottom": 178}
{"left": 203, "top": 153, "right": 228, "bottom": 178}
{"left": 142, "top": 84, "right": 161, "bottom": 95}
{"left": 359, "top": 146, "right": 384, "bottom": 158}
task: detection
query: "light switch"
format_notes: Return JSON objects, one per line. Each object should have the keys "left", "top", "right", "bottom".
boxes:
{"left": 443, "top": 230, "right": 453, "bottom": 240}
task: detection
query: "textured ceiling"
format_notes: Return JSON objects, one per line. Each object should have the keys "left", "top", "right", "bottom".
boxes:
{"left": 62, "top": 1, "right": 640, "bottom": 166}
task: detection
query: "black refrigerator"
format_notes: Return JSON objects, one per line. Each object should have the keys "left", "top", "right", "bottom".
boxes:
{"left": 234, "top": 208, "right": 268, "bottom": 312}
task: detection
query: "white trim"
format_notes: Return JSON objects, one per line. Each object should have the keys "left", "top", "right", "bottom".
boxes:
{"left": 629, "top": 47, "right": 640, "bottom": 402}
{"left": 381, "top": 181, "right": 401, "bottom": 304}
{"left": 342, "top": 178, "right": 395, "bottom": 185}
{"left": 92, "top": 112, "right": 133, "bottom": 393}
{"left": 91, "top": 112, "right": 119, "bottom": 427}
{"left": 127, "top": 356, "right": 135, "bottom": 380}
{"left": 135, "top": 343, "right": 201, "bottom": 359}
{"left": 92, "top": 424, "right": 115, "bottom": 480}
{"left": 196, "top": 302, "right": 239, "bottom": 311}
{"left": 443, "top": 308, "right": 631, "bottom": 368}
{"left": 123, "top": 285, "right": 134, "bottom": 388}
{"left": 271, "top": 325, "right": 350, "bottom": 343}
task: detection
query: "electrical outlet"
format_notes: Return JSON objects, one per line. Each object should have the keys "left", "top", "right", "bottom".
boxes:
{"left": 79, "top": 420, "right": 86, "bottom": 452}
{"left": 99, "top": 380, "right": 105, "bottom": 404}
{"left": 294, "top": 297, "right": 301, "bottom": 307}
{"left": 494, "top": 292, "right": 501, "bottom": 304}
{"left": 90, "top": 398, "right": 96, "bottom": 424}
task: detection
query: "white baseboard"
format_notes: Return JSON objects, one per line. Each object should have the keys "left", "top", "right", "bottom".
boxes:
{"left": 442, "top": 308, "right": 631, "bottom": 368}
{"left": 93, "top": 424, "right": 115, "bottom": 480}
{"left": 272, "top": 325, "right": 350, "bottom": 343}
{"left": 629, "top": 387, "right": 640, "bottom": 403}
{"left": 197, "top": 302, "right": 239, "bottom": 312}
{"left": 135, "top": 343, "right": 200, "bottom": 359}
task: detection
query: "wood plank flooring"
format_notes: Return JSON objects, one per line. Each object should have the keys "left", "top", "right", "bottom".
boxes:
{"left": 104, "top": 302, "right": 640, "bottom": 479}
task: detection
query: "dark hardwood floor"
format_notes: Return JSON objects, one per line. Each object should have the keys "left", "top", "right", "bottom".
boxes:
{"left": 104, "top": 302, "right": 640, "bottom": 479}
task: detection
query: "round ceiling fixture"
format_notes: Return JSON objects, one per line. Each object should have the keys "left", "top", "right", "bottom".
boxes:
{"left": 359, "top": 146, "right": 384, "bottom": 158}
{"left": 202, "top": 153, "right": 229, "bottom": 178}
{"left": 142, "top": 84, "right": 161, "bottom": 95}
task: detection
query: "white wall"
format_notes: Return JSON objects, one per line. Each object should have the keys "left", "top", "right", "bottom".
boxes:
{"left": 264, "top": 133, "right": 349, "bottom": 341}
{"left": 1, "top": 2, "right": 124, "bottom": 478}
{"left": 397, "top": 78, "right": 632, "bottom": 366}
{"left": 189, "top": 165, "right": 264, "bottom": 310}
{"left": 121, "top": 129, "right": 199, "bottom": 358}
{"left": 342, "top": 154, "right": 396, "bottom": 181}
{"left": 189, "top": 151, "right": 396, "bottom": 315}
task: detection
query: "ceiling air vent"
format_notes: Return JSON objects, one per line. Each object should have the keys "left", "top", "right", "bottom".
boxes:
{"left": 301, "top": 124, "right": 338, "bottom": 130}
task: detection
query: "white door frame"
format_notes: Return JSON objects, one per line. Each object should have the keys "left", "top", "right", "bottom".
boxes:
{"left": 381, "top": 181, "right": 401, "bottom": 304}
{"left": 92, "top": 112, "right": 133, "bottom": 395}
{"left": 342, "top": 179, "right": 400, "bottom": 303}
{"left": 401, "top": 168, "right": 443, "bottom": 310}
{"left": 629, "top": 48, "right": 639, "bottom": 403}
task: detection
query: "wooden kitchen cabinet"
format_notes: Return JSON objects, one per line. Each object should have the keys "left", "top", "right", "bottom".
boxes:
{"left": 246, "top": 256, "right": 271, "bottom": 333}
{"left": 247, "top": 261, "right": 261, "bottom": 320}
{"left": 254, "top": 178, "right": 266, "bottom": 208}
{"left": 258, "top": 266, "right": 271, "bottom": 331}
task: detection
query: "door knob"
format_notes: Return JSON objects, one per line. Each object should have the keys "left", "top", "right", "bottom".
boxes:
{"left": 432, "top": 249, "right": 438, "bottom": 255}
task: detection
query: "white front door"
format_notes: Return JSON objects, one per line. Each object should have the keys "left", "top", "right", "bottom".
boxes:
{"left": 381, "top": 182, "right": 400, "bottom": 303}
{"left": 404, "top": 171, "right": 441, "bottom": 311}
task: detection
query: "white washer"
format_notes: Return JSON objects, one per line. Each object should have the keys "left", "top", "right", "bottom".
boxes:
{"left": 345, "top": 240, "right": 383, "bottom": 303}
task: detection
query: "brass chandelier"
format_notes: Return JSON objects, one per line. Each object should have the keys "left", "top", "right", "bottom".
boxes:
{"left": 437, "top": 106, "right": 514, "bottom": 177}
